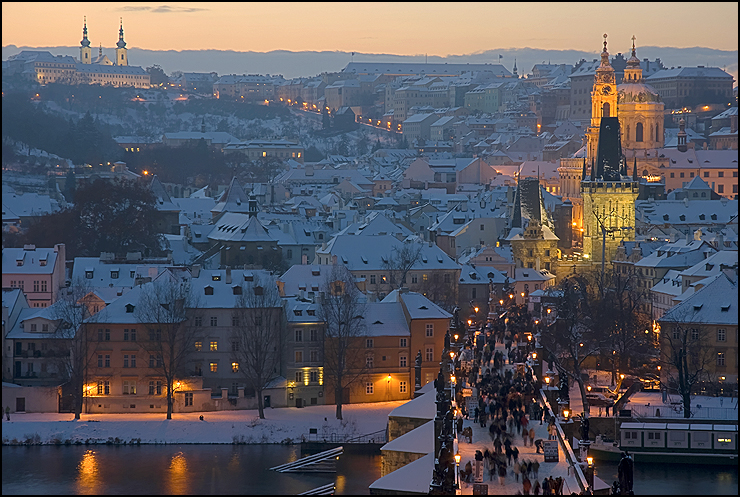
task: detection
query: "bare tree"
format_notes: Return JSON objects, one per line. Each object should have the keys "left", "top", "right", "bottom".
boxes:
{"left": 135, "top": 270, "right": 203, "bottom": 419}
{"left": 382, "top": 241, "right": 423, "bottom": 288}
{"left": 659, "top": 309, "right": 714, "bottom": 418}
{"left": 417, "top": 272, "right": 458, "bottom": 313}
{"left": 231, "top": 274, "right": 286, "bottom": 419}
{"left": 594, "top": 268, "right": 655, "bottom": 384}
{"left": 539, "top": 274, "right": 605, "bottom": 417}
{"left": 318, "top": 264, "right": 368, "bottom": 420}
{"left": 51, "top": 280, "right": 97, "bottom": 420}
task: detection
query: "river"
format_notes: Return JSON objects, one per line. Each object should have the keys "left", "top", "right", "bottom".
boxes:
{"left": 2, "top": 445, "right": 737, "bottom": 494}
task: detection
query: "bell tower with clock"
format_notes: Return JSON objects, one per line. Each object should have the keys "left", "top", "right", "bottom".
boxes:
{"left": 586, "top": 34, "right": 618, "bottom": 164}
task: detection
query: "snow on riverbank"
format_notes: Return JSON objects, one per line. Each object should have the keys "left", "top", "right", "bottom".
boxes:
{"left": 1, "top": 401, "right": 405, "bottom": 445}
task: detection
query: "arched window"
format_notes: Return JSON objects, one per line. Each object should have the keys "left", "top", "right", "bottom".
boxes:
{"left": 602, "top": 102, "right": 610, "bottom": 118}
{"left": 636, "top": 122, "right": 644, "bottom": 142}
{"left": 642, "top": 169, "right": 649, "bottom": 177}
{"left": 626, "top": 125, "right": 630, "bottom": 143}
{"left": 656, "top": 124, "right": 660, "bottom": 143}
{"left": 649, "top": 123, "right": 654, "bottom": 141}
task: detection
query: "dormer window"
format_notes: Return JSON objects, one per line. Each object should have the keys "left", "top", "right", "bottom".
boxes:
{"left": 125, "top": 303, "right": 135, "bottom": 313}
{"left": 699, "top": 214, "right": 705, "bottom": 220}
{"left": 85, "top": 270, "right": 94, "bottom": 279}
{"left": 39, "top": 259, "right": 47, "bottom": 267}
{"left": 711, "top": 214, "right": 717, "bottom": 220}
{"left": 254, "top": 286, "right": 264, "bottom": 296}
{"left": 679, "top": 215, "right": 686, "bottom": 221}
{"left": 244, "top": 274, "right": 254, "bottom": 282}
{"left": 204, "top": 286, "right": 214, "bottom": 295}
{"left": 233, "top": 286, "right": 242, "bottom": 295}
{"left": 663, "top": 214, "right": 669, "bottom": 221}
{"left": 294, "top": 310, "right": 303, "bottom": 316}
{"left": 111, "top": 271, "right": 119, "bottom": 279}
{"left": 212, "top": 274, "right": 221, "bottom": 281}
{"left": 307, "top": 309, "right": 315, "bottom": 316}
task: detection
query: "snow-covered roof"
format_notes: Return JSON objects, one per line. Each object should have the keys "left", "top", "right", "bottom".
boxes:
{"left": 388, "top": 387, "right": 436, "bottom": 420}
{"left": 368, "top": 452, "right": 435, "bottom": 494}
{"left": 380, "top": 419, "right": 434, "bottom": 454}
{"left": 2, "top": 246, "right": 61, "bottom": 275}
{"left": 364, "top": 302, "right": 409, "bottom": 337}
{"left": 660, "top": 272, "right": 737, "bottom": 325}
{"left": 381, "top": 290, "right": 453, "bottom": 320}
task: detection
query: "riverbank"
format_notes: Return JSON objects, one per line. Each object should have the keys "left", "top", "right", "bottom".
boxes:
{"left": 0, "top": 401, "right": 404, "bottom": 445}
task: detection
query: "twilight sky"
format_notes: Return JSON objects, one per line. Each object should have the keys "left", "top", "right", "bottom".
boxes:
{"left": 3, "top": 2, "right": 738, "bottom": 55}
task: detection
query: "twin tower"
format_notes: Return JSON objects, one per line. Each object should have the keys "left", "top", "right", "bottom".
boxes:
{"left": 79, "top": 17, "right": 128, "bottom": 66}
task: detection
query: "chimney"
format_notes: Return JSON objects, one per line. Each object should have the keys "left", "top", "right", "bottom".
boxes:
{"left": 191, "top": 264, "right": 201, "bottom": 278}
{"left": 225, "top": 267, "right": 232, "bottom": 284}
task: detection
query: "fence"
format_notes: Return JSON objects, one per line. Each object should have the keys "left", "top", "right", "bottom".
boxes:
{"left": 303, "top": 427, "right": 387, "bottom": 444}
{"left": 629, "top": 403, "right": 739, "bottom": 421}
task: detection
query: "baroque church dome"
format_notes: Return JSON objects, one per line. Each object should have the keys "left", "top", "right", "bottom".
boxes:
{"left": 617, "top": 36, "right": 661, "bottom": 104}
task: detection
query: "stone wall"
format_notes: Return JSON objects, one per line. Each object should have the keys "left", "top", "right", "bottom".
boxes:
{"left": 381, "top": 449, "right": 426, "bottom": 476}
{"left": 388, "top": 415, "right": 431, "bottom": 441}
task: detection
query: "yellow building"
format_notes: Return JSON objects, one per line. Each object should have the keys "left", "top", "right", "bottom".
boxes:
{"left": 585, "top": 34, "right": 618, "bottom": 163}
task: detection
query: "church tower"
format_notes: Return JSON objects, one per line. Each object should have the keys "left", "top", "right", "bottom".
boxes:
{"left": 617, "top": 36, "right": 664, "bottom": 153}
{"left": 585, "top": 34, "right": 617, "bottom": 163}
{"left": 581, "top": 117, "right": 638, "bottom": 267}
{"left": 80, "top": 17, "right": 91, "bottom": 64}
{"left": 115, "top": 18, "right": 128, "bottom": 66}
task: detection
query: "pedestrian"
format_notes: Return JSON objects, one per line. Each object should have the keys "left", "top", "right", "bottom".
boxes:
{"left": 505, "top": 445, "right": 513, "bottom": 466}
{"left": 464, "top": 460, "right": 473, "bottom": 483}
{"left": 513, "top": 446, "right": 519, "bottom": 465}
{"left": 494, "top": 437, "right": 503, "bottom": 455}
{"left": 5, "top": 406, "right": 9, "bottom": 421}
{"left": 542, "top": 477, "right": 550, "bottom": 495}
{"left": 456, "top": 416, "right": 463, "bottom": 435}
{"left": 529, "top": 427, "right": 536, "bottom": 447}
{"left": 522, "top": 427, "right": 529, "bottom": 447}
{"left": 513, "top": 459, "right": 521, "bottom": 482}
{"left": 523, "top": 475, "right": 532, "bottom": 495}
{"left": 474, "top": 406, "right": 480, "bottom": 424}
{"left": 534, "top": 439, "right": 544, "bottom": 454}
{"left": 498, "top": 461, "right": 507, "bottom": 486}
{"left": 533, "top": 460, "right": 540, "bottom": 478}
{"left": 533, "top": 479, "right": 541, "bottom": 495}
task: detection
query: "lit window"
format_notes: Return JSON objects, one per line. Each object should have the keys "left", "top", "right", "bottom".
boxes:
{"left": 210, "top": 362, "right": 218, "bottom": 373}
{"left": 195, "top": 341, "right": 202, "bottom": 351}
{"left": 400, "top": 381, "right": 407, "bottom": 394}
{"left": 210, "top": 341, "right": 218, "bottom": 351}
{"left": 366, "top": 382, "right": 374, "bottom": 394}
{"left": 122, "top": 380, "right": 136, "bottom": 395}
{"left": 232, "top": 362, "right": 239, "bottom": 373}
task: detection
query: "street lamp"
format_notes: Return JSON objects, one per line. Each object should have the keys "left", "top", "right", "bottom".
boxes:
{"left": 454, "top": 452, "right": 461, "bottom": 488}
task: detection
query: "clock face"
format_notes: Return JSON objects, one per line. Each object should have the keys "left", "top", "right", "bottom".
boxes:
{"left": 602, "top": 86, "right": 612, "bottom": 95}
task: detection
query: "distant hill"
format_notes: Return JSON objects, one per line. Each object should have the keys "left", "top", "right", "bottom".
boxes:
{"left": 3, "top": 45, "right": 737, "bottom": 82}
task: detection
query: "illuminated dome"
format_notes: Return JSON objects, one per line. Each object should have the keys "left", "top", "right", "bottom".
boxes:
{"left": 618, "top": 82, "right": 662, "bottom": 104}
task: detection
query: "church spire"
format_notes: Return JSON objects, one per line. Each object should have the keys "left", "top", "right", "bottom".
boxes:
{"left": 117, "top": 17, "right": 126, "bottom": 49}
{"left": 81, "top": 16, "right": 90, "bottom": 47}
{"left": 99, "top": 43, "right": 103, "bottom": 58}
{"left": 633, "top": 157, "right": 638, "bottom": 181}
{"left": 600, "top": 33, "right": 610, "bottom": 67}
{"left": 513, "top": 58, "right": 518, "bottom": 78}
{"left": 625, "top": 35, "right": 643, "bottom": 82}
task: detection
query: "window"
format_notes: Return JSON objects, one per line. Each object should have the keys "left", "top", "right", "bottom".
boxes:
{"left": 295, "top": 329, "right": 303, "bottom": 342}
{"left": 33, "top": 281, "right": 39, "bottom": 292}
{"left": 123, "top": 355, "right": 129, "bottom": 368}
{"left": 411, "top": 274, "right": 418, "bottom": 284}
{"left": 691, "top": 329, "right": 699, "bottom": 340}
{"left": 232, "top": 315, "right": 240, "bottom": 326}
{"left": 366, "top": 355, "right": 374, "bottom": 369}
{"left": 636, "top": 122, "right": 643, "bottom": 142}
{"left": 400, "top": 338, "right": 407, "bottom": 348}
{"left": 717, "top": 352, "right": 725, "bottom": 366}
{"left": 400, "top": 381, "right": 407, "bottom": 394}
{"left": 130, "top": 329, "right": 136, "bottom": 341}
{"left": 98, "top": 354, "right": 103, "bottom": 367}
{"left": 718, "top": 185, "right": 724, "bottom": 194}
{"left": 104, "top": 354, "right": 110, "bottom": 368}
{"left": 232, "top": 362, "right": 239, "bottom": 373}
{"left": 209, "top": 341, "right": 218, "bottom": 351}
{"left": 195, "top": 341, "right": 202, "bottom": 351}
{"left": 370, "top": 275, "right": 376, "bottom": 284}
{"left": 717, "top": 329, "right": 726, "bottom": 342}
{"left": 426, "top": 323, "right": 434, "bottom": 337}
{"left": 366, "top": 338, "right": 374, "bottom": 348}
{"left": 148, "top": 329, "right": 161, "bottom": 341}
{"left": 131, "top": 355, "right": 136, "bottom": 368}
{"left": 718, "top": 171, "right": 724, "bottom": 178}
{"left": 295, "top": 371, "right": 303, "bottom": 383}
{"left": 366, "top": 382, "right": 374, "bottom": 395}
{"left": 210, "top": 362, "right": 218, "bottom": 373}
{"left": 149, "top": 380, "right": 162, "bottom": 395}
{"left": 194, "top": 316, "right": 203, "bottom": 327}
{"left": 423, "top": 274, "right": 428, "bottom": 282}
{"left": 310, "top": 329, "right": 318, "bottom": 341}
{"left": 210, "top": 316, "right": 218, "bottom": 327}
{"left": 425, "top": 346, "right": 434, "bottom": 362}
{"left": 124, "top": 329, "right": 130, "bottom": 341}
{"left": 399, "top": 355, "right": 407, "bottom": 368}
{"left": 310, "top": 350, "right": 319, "bottom": 362}
{"left": 232, "top": 341, "right": 239, "bottom": 352}
{"left": 185, "top": 392, "right": 193, "bottom": 406}
{"left": 97, "top": 380, "right": 110, "bottom": 395}
{"left": 123, "top": 380, "right": 136, "bottom": 395}
{"left": 670, "top": 173, "right": 675, "bottom": 178}
{"left": 310, "top": 371, "right": 319, "bottom": 383}
{"left": 295, "top": 350, "right": 303, "bottom": 363}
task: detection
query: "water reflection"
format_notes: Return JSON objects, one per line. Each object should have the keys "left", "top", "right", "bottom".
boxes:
{"left": 167, "top": 451, "right": 188, "bottom": 494}
{"left": 75, "top": 450, "right": 99, "bottom": 495}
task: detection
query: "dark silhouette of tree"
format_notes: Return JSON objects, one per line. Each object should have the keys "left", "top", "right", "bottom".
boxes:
{"left": 22, "top": 178, "right": 164, "bottom": 259}
{"left": 231, "top": 274, "right": 286, "bottom": 419}
{"left": 318, "top": 264, "right": 368, "bottom": 420}
{"left": 382, "top": 242, "right": 424, "bottom": 289}
{"left": 146, "top": 65, "right": 169, "bottom": 86}
{"left": 135, "top": 270, "right": 204, "bottom": 419}
{"left": 63, "top": 169, "right": 77, "bottom": 203}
